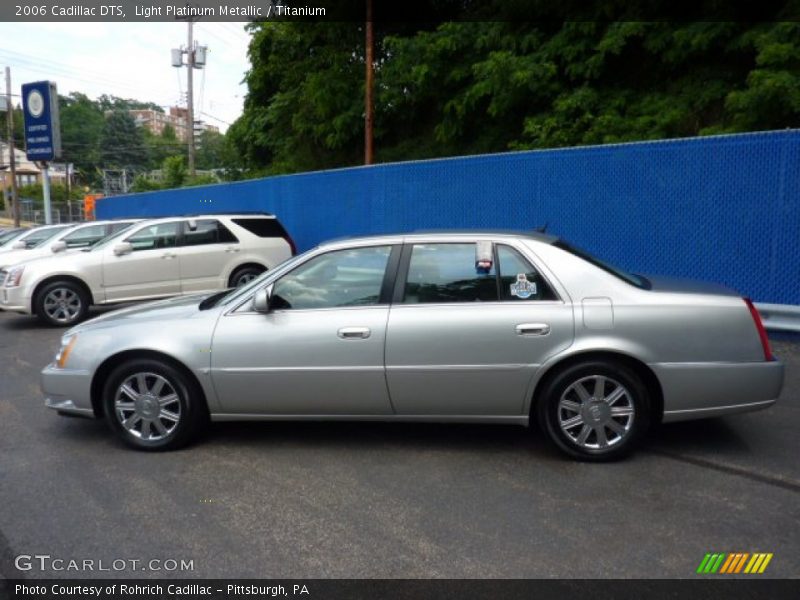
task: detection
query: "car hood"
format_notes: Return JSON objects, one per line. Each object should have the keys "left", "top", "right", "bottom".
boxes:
{"left": 643, "top": 274, "right": 739, "bottom": 297}
{"left": 68, "top": 293, "right": 215, "bottom": 334}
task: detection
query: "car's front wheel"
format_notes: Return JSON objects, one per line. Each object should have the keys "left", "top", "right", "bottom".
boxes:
{"left": 103, "top": 359, "right": 207, "bottom": 451}
{"left": 34, "top": 280, "right": 89, "bottom": 327}
{"left": 537, "top": 360, "right": 651, "bottom": 461}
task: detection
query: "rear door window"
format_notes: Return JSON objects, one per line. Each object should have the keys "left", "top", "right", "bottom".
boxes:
{"left": 403, "top": 243, "right": 498, "bottom": 303}
{"left": 183, "top": 219, "right": 239, "bottom": 246}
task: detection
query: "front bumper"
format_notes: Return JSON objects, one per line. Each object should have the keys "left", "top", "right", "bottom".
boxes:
{"left": 655, "top": 359, "right": 784, "bottom": 422}
{"left": 0, "top": 285, "right": 32, "bottom": 313}
{"left": 41, "top": 363, "right": 96, "bottom": 418}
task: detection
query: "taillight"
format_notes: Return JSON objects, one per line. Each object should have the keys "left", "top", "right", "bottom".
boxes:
{"left": 744, "top": 298, "right": 773, "bottom": 361}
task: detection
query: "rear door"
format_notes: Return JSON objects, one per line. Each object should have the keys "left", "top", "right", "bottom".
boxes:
{"left": 101, "top": 221, "right": 182, "bottom": 302}
{"left": 384, "top": 240, "right": 574, "bottom": 416}
{"left": 178, "top": 219, "right": 240, "bottom": 294}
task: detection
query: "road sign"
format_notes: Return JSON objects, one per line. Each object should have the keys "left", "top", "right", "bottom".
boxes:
{"left": 21, "top": 81, "right": 61, "bottom": 162}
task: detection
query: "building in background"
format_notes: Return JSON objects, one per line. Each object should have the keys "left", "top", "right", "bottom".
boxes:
{"left": 129, "top": 106, "right": 219, "bottom": 144}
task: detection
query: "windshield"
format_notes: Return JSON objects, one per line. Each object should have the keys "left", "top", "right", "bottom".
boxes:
{"left": 0, "top": 229, "right": 25, "bottom": 246}
{"left": 19, "top": 225, "right": 71, "bottom": 249}
{"left": 554, "top": 240, "right": 650, "bottom": 289}
{"left": 89, "top": 223, "right": 138, "bottom": 251}
{"left": 201, "top": 252, "right": 309, "bottom": 310}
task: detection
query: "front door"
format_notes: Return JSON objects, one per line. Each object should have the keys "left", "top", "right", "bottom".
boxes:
{"left": 102, "top": 221, "right": 182, "bottom": 302}
{"left": 210, "top": 244, "right": 398, "bottom": 415}
{"left": 385, "top": 241, "right": 574, "bottom": 416}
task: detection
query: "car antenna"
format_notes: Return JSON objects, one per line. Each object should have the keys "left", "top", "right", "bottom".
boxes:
{"left": 535, "top": 223, "right": 549, "bottom": 234}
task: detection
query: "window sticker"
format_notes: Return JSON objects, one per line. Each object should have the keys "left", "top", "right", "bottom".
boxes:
{"left": 475, "top": 240, "right": 493, "bottom": 274}
{"left": 510, "top": 273, "right": 537, "bottom": 299}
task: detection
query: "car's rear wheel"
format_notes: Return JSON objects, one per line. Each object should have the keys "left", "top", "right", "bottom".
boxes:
{"left": 537, "top": 360, "right": 650, "bottom": 461}
{"left": 103, "top": 359, "right": 206, "bottom": 451}
{"left": 229, "top": 265, "right": 265, "bottom": 288}
{"left": 35, "top": 280, "right": 89, "bottom": 327}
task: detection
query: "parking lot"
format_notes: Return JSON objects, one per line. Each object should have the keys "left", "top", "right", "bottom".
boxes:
{"left": 0, "top": 309, "right": 798, "bottom": 579}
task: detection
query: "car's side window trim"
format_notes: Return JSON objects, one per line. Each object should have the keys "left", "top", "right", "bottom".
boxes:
{"left": 379, "top": 245, "right": 403, "bottom": 305}
{"left": 391, "top": 244, "right": 414, "bottom": 304}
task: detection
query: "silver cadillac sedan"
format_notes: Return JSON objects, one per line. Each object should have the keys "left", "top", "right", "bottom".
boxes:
{"left": 41, "top": 231, "right": 784, "bottom": 460}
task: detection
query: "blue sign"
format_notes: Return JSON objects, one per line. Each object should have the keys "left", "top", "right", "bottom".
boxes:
{"left": 21, "top": 81, "right": 61, "bottom": 162}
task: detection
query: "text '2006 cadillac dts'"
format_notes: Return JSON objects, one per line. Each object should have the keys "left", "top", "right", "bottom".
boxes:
{"left": 41, "top": 231, "right": 784, "bottom": 461}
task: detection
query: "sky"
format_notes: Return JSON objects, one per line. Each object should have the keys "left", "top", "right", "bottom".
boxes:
{"left": 0, "top": 22, "right": 252, "bottom": 132}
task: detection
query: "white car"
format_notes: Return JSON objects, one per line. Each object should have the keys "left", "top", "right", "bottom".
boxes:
{"left": 0, "top": 224, "right": 72, "bottom": 255}
{"left": 0, "top": 213, "right": 295, "bottom": 326}
{"left": 0, "top": 219, "right": 139, "bottom": 273}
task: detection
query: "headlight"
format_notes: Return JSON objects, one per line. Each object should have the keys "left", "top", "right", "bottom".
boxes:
{"left": 4, "top": 265, "right": 24, "bottom": 288}
{"left": 54, "top": 335, "right": 78, "bottom": 369}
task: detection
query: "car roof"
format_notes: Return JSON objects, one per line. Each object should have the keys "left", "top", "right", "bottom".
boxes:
{"left": 320, "top": 229, "right": 559, "bottom": 247}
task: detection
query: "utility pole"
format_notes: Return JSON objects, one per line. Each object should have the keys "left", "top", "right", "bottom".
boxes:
{"left": 4, "top": 66, "right": 19, "bottom": 226}
{"left": 173, "top": 19, "right": 206, "bottom": 178}
{"left": 186, "top": 19, "right": 195, "bottom": 177}
{"left": 364, "top": 0, "right": 374, "bottom": 165}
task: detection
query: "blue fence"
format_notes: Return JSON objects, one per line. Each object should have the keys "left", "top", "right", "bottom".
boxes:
{"left": 97, "top": 130, "right": 800, "bottom": 305}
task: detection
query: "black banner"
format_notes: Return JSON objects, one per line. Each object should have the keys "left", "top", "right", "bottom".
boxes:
{"left": 1, "top": 0, "right": 798, "bottom": 23}
{"left": 1, "top": 579, "right": 799, "bottom": 600}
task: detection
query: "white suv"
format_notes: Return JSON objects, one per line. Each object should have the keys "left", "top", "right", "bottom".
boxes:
{"left": 0, "top": 214, "right": 295, "bottom": 326}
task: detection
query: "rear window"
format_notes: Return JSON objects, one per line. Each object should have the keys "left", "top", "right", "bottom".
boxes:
{"left": 554, "top": 240, "right": 650, "bottom": 289}
{"left": 232, "top": 218, "right": 288, "bottom": 239}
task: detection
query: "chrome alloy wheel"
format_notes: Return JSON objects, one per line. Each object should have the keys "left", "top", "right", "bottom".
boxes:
{"left": 114, "top": 372, "right": 181, "bottom": 442}
{"left": 558, "top": 375, "right": 635, "bottom": 450}
{"left": 235, "top": 272, "right": 258, "bottom": 286}
{"left": 43, "top": 288, "right": 82, "bottom": 323}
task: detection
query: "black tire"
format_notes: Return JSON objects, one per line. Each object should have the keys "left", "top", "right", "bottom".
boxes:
{"left": 34, "top": 280, "right": 90, "bottom": 327}
{"left": 536, "top": 360, "right": 651, "bottom": 462}
{"left": 102, "top": 358, "right": 207, "bottom": 451}
{"left": 229, "top": 265, "right": 265, "bottom": 288}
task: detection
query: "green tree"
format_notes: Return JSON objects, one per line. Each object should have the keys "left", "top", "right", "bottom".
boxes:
{"left": 162, "top": 155, "right": 187, "bottom": 188}
{"left": 233, "top": 8, "right": 800, "bottom": 175}
{"left": 99, "top": 110, "right": 148, "bottom": 171}
{"left": 59, "top": 92, "right": 105, "bottom": 184}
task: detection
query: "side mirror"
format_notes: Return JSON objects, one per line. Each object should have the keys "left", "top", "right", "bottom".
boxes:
{"left": 253, "top": 284, "right": 273, "bottom": 313}
{"left": 10, "top": 241, "right": 26, "bottom": 250}
{"left": 113, "top": 242, "right": 133, "bottom": 256}
{"left": 51, "top": 240, "right": 68, "bottom": 253}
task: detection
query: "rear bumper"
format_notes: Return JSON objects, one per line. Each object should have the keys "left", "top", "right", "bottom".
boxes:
{"left": 41, "top": 364, "right": 96, "bottom": 418}
{"left": 654, "top": 359, "right": 784, "bottom": 423}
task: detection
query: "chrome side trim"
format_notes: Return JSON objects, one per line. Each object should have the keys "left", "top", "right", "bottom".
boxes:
{"left": 210, "top": 413, "right": 530, "bottom": 425}
{"left": 662, "top": 399, "right": 776, "bottom": 423}
{"left": 216, "top": 366, "right": 385, "bottom": 373}
{"left": 387, "top": 363, "right": 534, "bottom": 372}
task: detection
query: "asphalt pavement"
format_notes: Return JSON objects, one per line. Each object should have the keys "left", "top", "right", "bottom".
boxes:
{"left": 0, "top": 309, "right": 798, "bottom": 579}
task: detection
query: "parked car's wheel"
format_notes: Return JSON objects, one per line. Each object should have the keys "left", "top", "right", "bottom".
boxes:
{"left": 103, "top": 359, "right": 207, "bottom": 451}
{"left": 537, "top": 360, "right": 650, "bottom": 461}
{"left": 229, "top": 265, "right": 265, "bottom": 288}
{"left": 34, "top": 280, "right": 89, "bottom": 327}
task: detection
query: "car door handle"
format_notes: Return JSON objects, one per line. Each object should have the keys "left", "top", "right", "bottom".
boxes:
{"left": 225, "top": 246, "right": 240, "bottom": 253}
{"left": 337, "top": 327, "right": 371, "bottom": 340}
{"left": 161, "top": 252, "right": 176, "bottom": 259}
{"left": 516, "top": 323, "right": 550, "bottom": 336}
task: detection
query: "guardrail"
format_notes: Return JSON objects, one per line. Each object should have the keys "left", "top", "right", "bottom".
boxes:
{"left": 755, "top": 303, "right": 800, "bottom": 333}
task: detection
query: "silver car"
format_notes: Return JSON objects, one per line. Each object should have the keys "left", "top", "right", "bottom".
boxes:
{"left": 41, "top": 231, "right": 784, "bottom": 460}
